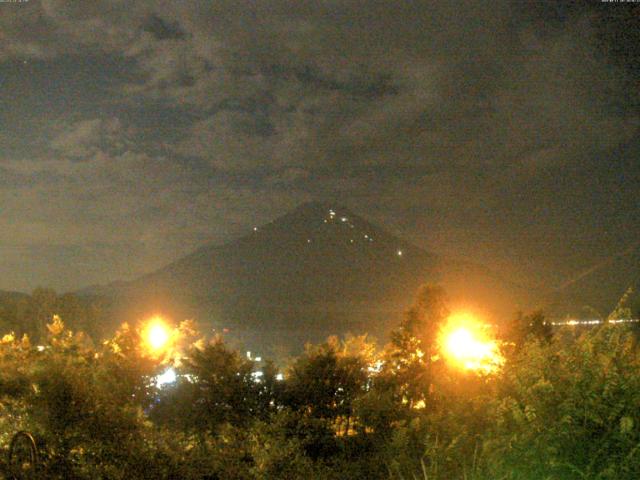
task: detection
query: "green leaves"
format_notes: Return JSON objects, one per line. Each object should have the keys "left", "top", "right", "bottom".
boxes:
{"left": 481, "top": 324, "right": 640, "bottom": 479}
{"left": 620, "top": 416, "right": 634, "bottom": 434}
{"left": 2, "top": 284, "right": 640, "bottom": 479}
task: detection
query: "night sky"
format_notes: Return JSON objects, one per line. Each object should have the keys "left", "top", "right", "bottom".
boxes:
{"left": 0, "top": 1, "right": 638, "bottom": 293}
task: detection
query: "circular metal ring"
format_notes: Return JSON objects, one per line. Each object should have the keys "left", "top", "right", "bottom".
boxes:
{"left": 7, "top": 431, "right": 38, "bottom": 479}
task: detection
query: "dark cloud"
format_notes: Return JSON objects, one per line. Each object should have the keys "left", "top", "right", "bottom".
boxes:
{"left": 51, "top": 117, "right": 130, "bottom": 158}
{"left": 0, "top": 0, "right": 638, "bottom": 292}
{"left": 143, "top": 14, "right": 186, "bottom": 41}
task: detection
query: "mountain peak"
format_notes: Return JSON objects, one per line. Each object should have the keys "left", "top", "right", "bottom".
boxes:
{"left": 246, "top": 201, "right": 369, "bottom": 243}
{"left": 286, "top": 201, "right": 353, "bottom": 220}
{"left": 79, "top": 202, "right": 525, "bottom": 353}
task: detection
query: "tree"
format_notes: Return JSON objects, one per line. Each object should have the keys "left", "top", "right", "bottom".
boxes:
{"left": 284, "top": 336, "right": 369, "bottom": 432}
{"left": 378, "top": 284, "right": 450, "bottom": 410}
{"left": 152, "top": 337, "right": 259, "bottom": 435}
{"left": 504, "top": 310, "right": 553, "bottom": 348}
{"left": 28, "top": 287, "right": 58, "bottom": 342}
{"left": 483, "top": 324, "right": 640, "bottom": 480}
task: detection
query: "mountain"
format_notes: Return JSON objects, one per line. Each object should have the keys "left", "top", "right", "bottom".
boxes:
{"left": 80, "top": 202, "right": 531, "bottom": 354}
{"left": 545, "top": 243, "right": 640, "bottom": 318}
{"left": 0, "top": 290, "right": 29, "bottom": 302}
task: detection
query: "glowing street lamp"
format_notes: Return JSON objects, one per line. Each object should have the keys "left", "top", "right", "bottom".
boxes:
{"left": 439, "top": 312, "right": 503, "bottom": 374}
{"left": 142, "top": 316, "right": 171, "bottom": 354}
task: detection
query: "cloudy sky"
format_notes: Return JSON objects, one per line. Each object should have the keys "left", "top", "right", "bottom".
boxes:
{"left": 0, "top": 1, "right": 638, "bottom": 292}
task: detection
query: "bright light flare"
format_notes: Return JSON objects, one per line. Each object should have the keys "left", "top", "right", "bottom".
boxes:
{"left": 439, "top": 312, "right": 503, "bottom": 374}
{"left": 142, "top": 317, "right": 171, "bottom": 353}
{"left": 156, "top": 368, "right": 177, "bottom": 387}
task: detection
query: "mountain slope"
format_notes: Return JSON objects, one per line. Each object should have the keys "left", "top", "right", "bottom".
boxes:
{"left": 81, "top": 202, "right": 530, "bottom": 353}
{"left": 545, "top": 243, "right": 640, "bottom": 318}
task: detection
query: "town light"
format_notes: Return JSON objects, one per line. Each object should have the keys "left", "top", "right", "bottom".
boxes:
{"left": 155, "top": 367, "right": 177, "bottom": 387}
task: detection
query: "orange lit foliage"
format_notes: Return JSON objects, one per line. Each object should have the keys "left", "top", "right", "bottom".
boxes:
{"left": 439, "top": 312, "right": 504, "bottom": 374}
{"left": 382, "top": 284, "right": 450, "bottom": 409}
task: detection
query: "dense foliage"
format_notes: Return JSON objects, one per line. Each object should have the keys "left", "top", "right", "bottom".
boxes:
{"left": 1, "top": 285, "right": 640, "bottom": 479}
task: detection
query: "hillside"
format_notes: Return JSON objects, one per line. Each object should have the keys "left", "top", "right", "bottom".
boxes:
{"left": 80, "top": 202, "right": 531, "bottom": 353}
{"left": 545, "top": 243, "right": 640, "bottom": 318}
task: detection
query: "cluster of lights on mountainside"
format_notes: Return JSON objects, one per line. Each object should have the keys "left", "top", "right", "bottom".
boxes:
{"left": 253, "top": 208, "right": 407, "bottom": 259}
